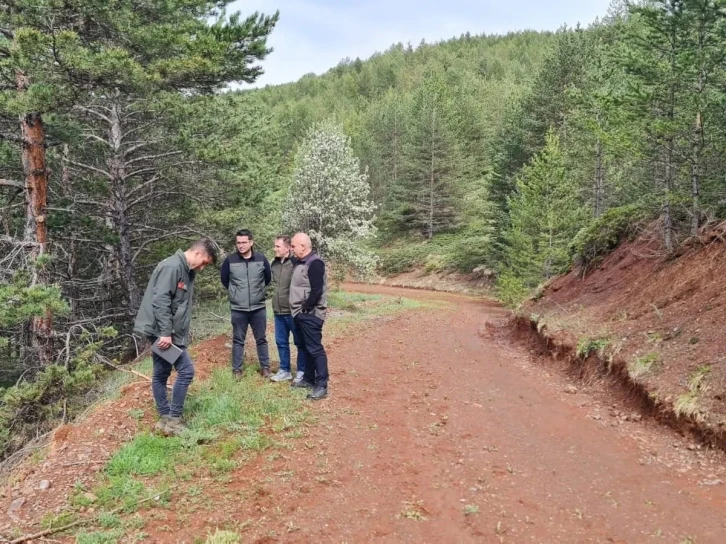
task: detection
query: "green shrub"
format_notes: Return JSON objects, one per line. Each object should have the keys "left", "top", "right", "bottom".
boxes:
{"left": 570, "top": 204, "right": 650, "bottom": 268}
{"left": 495, "top": 272, "right": 531, "bottom": 308}
{"left": 377, "top": 245, "right": 426, "bottom": 275}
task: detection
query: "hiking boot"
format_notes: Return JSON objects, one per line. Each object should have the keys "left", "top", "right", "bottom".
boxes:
{"left": 261, "top": 367, "right": 271, "bottom": 379}
{"left": 154, "top": 415, "right": 171, "bottom": 434}
{"left": 292, "top": 370, "right": 305, "bottom": 384}
{"left": 270, "top": 370, "right": 292, "bottom": 382}
{"left": 307, "top": 386, "right": 328, "bottom": 401}
{"left": 165, "top": 416, "right": 187, "bottom": 436}
{"left": 291, "top": 379, "right": 313, "bottom": 389}
{"left": 233, "top": 369, "right": 243, "bottom": 381}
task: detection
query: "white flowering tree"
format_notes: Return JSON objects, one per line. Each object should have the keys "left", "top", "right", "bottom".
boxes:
{"left": 283, "top": 120, "right": 377, "bottom": 278}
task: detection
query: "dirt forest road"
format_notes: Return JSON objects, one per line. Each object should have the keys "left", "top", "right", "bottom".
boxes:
{"left": 233, "top": 284, "right": 726, "bottom": 544}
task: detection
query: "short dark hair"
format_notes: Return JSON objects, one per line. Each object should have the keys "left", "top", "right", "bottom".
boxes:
{"left": 190, "top": 238, "right": 218, "bottom": 265}
{"left": 236, "top": 229, "right": 253, "bottom": 240}
{"left": 275, "top": 235, "right": 291, "bottom": 246}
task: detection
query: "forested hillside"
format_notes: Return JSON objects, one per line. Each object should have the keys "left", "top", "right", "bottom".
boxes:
{"left": 5, "top": 0, "right": 726, "bottom": 460}
{"left": 240, "top": 0, "right": 726, "bottom": 306}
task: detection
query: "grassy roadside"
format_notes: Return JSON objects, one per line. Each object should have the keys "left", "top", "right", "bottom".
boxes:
{"left": 32, "top": 290, "right": 423, "bottom": 543}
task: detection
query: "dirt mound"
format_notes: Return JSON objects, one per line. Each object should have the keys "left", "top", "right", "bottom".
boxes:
{"left": 520, "top": 231, "right": 726, "bottom": 446}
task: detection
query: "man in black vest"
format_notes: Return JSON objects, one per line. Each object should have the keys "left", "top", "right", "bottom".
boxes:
{"left": 220, "top": 229, "right": 272, "bottom": 379}
{"left": 289, "top": 232, "right": 329, "bottom": 400}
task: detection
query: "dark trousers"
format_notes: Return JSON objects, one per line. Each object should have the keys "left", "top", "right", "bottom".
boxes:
{"left": 294, "top": 313, "right": 328, "bottom": 388}
{"left": 274, "top": 314, "right": 306, "bottom": 373}
{"left": 231, "top": 308, "right": 269, "bottom": 371}
{"left": 150, "top": 340, "right": 195, "bottom": 418}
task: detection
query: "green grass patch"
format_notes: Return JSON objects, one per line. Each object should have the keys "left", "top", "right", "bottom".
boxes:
{"left": 576, "top": 337, "right": 610, "bottom": 359}
{"left": 674, "top": 365, "right": 711, "bottom": 421}
{"left": 76, "top": 529, "right": 125, "bottom": 544}
{"left": 327, "top": 290, "right": 423, "bottom": 326}
{"left": 628, "top": 352, "right": 661, "bottom": 379}
{"left": 205, "top": 529, "right": 242, "bottom": 543}
{"left": 106, "top": 433, "right": 182, "bottom": 476}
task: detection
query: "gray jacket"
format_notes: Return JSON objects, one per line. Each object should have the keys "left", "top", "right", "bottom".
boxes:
{"left": 290, "top": 252, "right": 327, "bottom": 321}
{"left": 220, "top": 251, "right": 271, "bottom": 312}
{"left": 134, "top": 250, "right": 195, "bottom": 346}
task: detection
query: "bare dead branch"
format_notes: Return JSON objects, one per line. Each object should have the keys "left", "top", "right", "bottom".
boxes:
{"left": 0, "top": 178, "right": 25, "bottom": 190}
{"left": 67, "top": 159, "right": 112, "bottom": 180}
{"left": 125, "top": 150, "right": 183, "bottom": 166}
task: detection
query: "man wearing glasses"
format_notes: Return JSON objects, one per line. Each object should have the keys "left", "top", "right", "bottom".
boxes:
{"left": 220, "top": 229, "right": 272, "bottom": 379}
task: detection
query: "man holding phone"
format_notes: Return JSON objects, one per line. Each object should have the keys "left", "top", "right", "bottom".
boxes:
{"left": 134, "top": 238, "right": 218, "bottom": 436}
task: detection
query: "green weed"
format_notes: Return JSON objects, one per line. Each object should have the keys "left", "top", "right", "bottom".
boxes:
{"left": 628, "top": 353, "right": 661, "bottom": 379}
{"left": 576, "top": 337, "right": 610, "bottom": 359}
{"left": 76, "top": 529, "right": 125, "bottom": 544}
{"left": 205, "top": 529, "right": 241, "bottom": 543}
{"left": 675, "top": 365, "right": 711, "bottom": 421}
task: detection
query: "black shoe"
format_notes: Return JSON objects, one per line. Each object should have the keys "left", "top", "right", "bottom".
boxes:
{"left": 233, "top": 370, "right": 242, "bottom": 381}
{"left": 261, "top": 367, "right": 271, "bottom": 379}
{"left": 307, "top": 386, "right": 328, "bottom": 400}
{"left": 291, "top": 379, "right": 313, "bottom": 389}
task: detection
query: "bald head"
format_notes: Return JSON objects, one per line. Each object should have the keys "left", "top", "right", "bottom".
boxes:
{"left": 291, "top": 232, "right": 312, "bottom": 259}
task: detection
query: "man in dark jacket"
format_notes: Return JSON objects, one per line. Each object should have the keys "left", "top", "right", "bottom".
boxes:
{"left": 289, "top": 232, "right": 329, "bottom": 400}
{"left": 220, "top": 229, "right": 272, "bottom": 379}
{"left": 134, "top": 238, "right": 217, "bottom": 436}
{"left": 269, "top": 235, "right": 306, "bottom": 384}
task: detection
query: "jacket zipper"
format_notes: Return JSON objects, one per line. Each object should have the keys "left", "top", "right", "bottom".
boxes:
{"left": 245, "top": 258, "right": 251, "bottom": 310}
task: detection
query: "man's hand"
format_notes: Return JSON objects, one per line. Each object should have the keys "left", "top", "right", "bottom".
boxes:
{"left": 157, "top": 336, "right": 173, "bottom": 349}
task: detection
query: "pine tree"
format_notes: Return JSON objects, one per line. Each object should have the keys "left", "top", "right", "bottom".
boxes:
{"left": 402, "top": 70, "right": 461, "bottom": 239}
{"left": 0, "top": 1, "right": 278, "bottom": 365}
{"left": 503, "top": 131, "right": 585, "bottom": 288}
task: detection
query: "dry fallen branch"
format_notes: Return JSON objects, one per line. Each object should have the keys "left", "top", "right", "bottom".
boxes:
{"left": 98, "top": 356, "right": 171, "bottom": 390}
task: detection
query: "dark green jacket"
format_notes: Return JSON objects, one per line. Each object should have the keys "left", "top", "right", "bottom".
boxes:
{"left": 271, "top": 256, "right": 296, "bottom": 315}
{"left": 134, "top": 250, "right": 195, "bottom": 346}
{"left": 220, "top": 251, "right": 271, "bottom": 312}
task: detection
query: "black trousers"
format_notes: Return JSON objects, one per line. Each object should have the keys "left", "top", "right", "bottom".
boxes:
{"left": 231, "top": 308, "right": 269, "bottom": 371}
{"left": 294, "top": 313, "right": 329, "bottom": 388}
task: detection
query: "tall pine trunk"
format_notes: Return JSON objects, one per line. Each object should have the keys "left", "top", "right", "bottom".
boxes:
{"left": 428, "top": 104, "right": 436, "bottom": 240}
{"left": 17, "top": 71, "right": 54, "bottom": 365}
{"left": 108, "top": 99, "right": 140, "bottom": 311}
{"left": 593, "top": 136, "right": 605, "bottom": 218}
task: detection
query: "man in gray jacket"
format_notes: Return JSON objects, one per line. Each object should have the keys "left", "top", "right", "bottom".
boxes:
{"left": 289, "top": 232, "right": 329, "bottom": 400}
{"left": 220, "top": 229, "right": 272, "bottom": 379}
{"left": 269, "top": 235, "right": 306, "bottom": 384}
{"left": 134, "top": 238, "right": 217, "bottom": 436}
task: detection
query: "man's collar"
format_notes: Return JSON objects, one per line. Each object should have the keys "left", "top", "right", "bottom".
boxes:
{"left": 298, "top": 250, "right": 314, "bottom": 262}
{"left": 176, "top": 249, "right": 190, "bottom": 272}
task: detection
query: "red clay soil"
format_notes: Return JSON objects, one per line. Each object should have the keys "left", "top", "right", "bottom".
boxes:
{"left": 0, "top": 335, "right": 231, "bottom": 530}
{"left": 5, "top": 285, "right": 726, "bottom": 542}
{"left": 524, "top": 233, "right": 726, "bottom": 437}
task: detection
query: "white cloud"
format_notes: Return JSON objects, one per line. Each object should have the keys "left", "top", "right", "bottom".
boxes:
{"left": 229, "top": 0, "right": 611, "bottom": 87}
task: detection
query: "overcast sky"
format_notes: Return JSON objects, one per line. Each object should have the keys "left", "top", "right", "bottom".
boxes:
{"left": 230, "top": 0, "right": 613, "bottom": 88}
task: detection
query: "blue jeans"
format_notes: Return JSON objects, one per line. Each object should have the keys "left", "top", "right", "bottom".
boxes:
{"left": 150, "top": 341, "right": 195, "bottom": 418}
{"left": 274, "top": 314, "right": 306, "bottom": 373}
